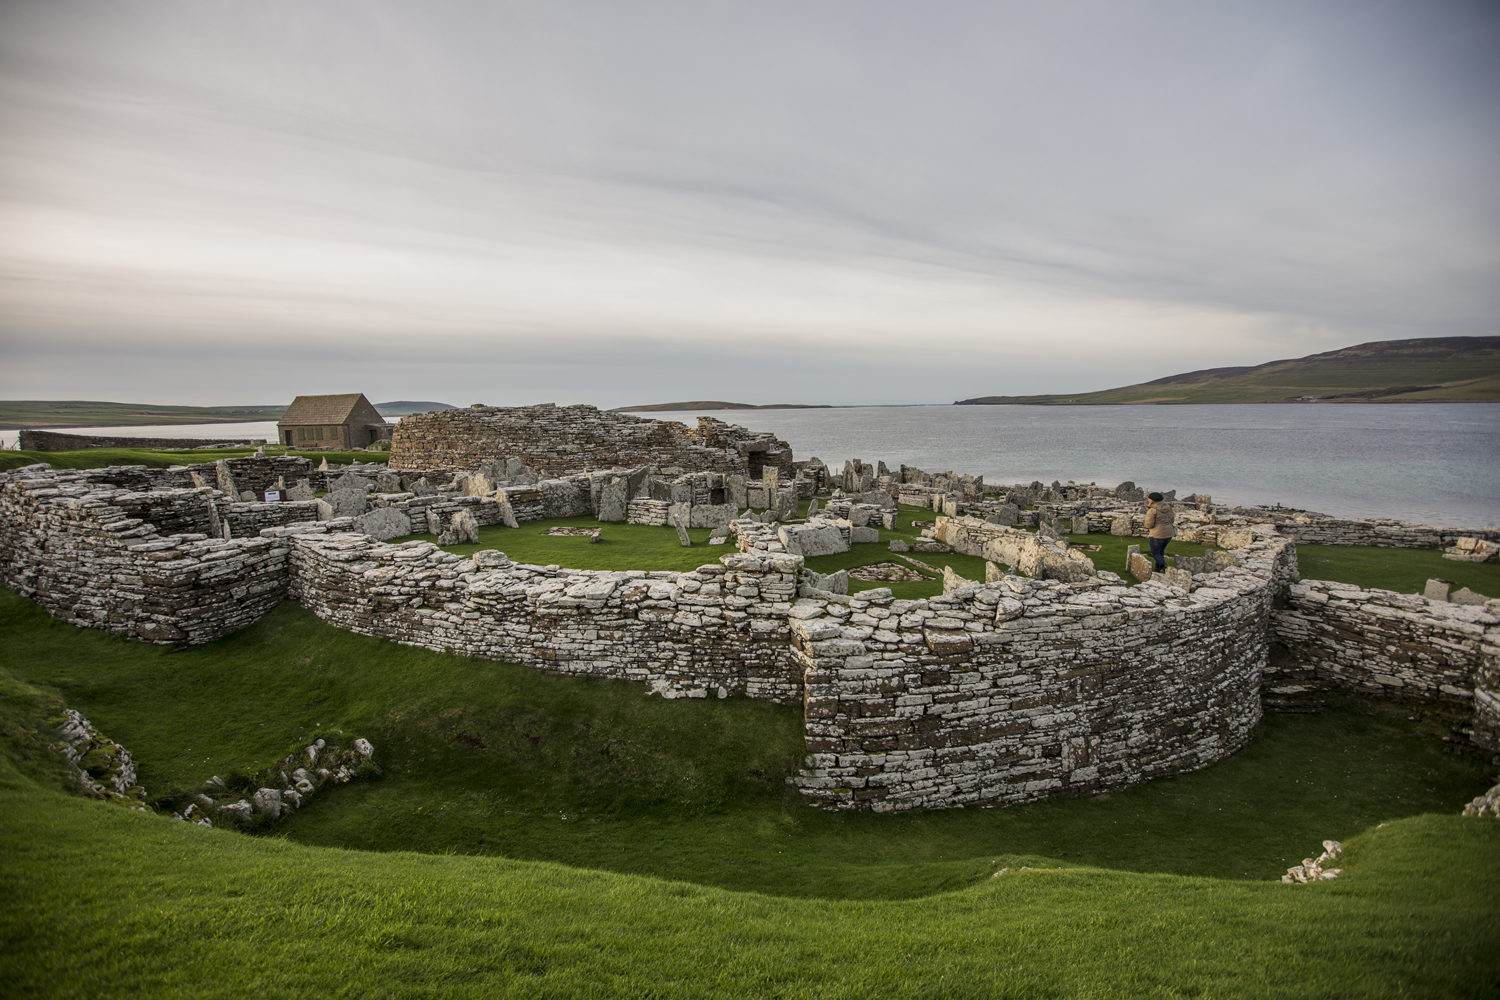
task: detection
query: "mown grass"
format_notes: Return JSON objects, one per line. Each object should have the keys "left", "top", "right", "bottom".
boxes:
{"left": 419, "top": 502, "right": 1205, "bottom": 600}
{"left": 1297, "top": 543, "right": 1499, "bottom": 597}
{"left": 1, "top": 586, "right": 1498, "bottom": 997}
{"left": 0, "top": 447, "right": 383, "bottom": 472}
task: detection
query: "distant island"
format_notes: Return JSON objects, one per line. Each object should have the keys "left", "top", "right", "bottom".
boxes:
{"left": 612, "top": 401, "right": 832, "bottom": 412}
{"left": 955, "top": 336, "right": 1500, "bottom": 405}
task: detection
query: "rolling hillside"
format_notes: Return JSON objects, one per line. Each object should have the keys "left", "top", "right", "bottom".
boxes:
{"left": 956, "top": 337, "right": 1500, "bottom": 405}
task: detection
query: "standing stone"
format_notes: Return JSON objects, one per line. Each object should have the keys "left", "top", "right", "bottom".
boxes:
{"left": 1127, "top": 549, "right": 1154, "bottom": 582}
{"left": 288, "top": 479, "right": 316, "bottom": 502}
{"left": 318, "top": 458, "right": 329, "bottom": 472}
{"left": 776, "top": 488, "right": 797, "bottom": 523}
{"left": 438, "top": 509, "right": 480, "bottom": 546}
{"left": 506, "top": 458, "right": 525, "bottom": 478}
{"left": 375, "top": 471, "right": 402, "bottom": 493}
{"left": 807, "top": 497, "right": 819, "bottom": 516}
{"left": 1163, "top": 566, "right": 1194, "bottom": 591}
{"left": 675, "top": 516, "right": 692, "bottom": 547}
{"left": 215, "top": 460, "right": 239, "bottom": 499}
{"left": 408, "top": 477, "right": 436, "bottom": 497}
{"left": 426, "top": 509, "right": 442, "bottom": 534}
{"left": 316, "top": 499, "right": 335, "bottom": 521}
{"left": 985, "top": 561, "right": 1004, "bottom": 583}
{"left": 1423, "top": 578, "right": 1452, "bottom": 602}
{"left": 942, "top": 565, "right": 974, "bottom": 594}
{"left": 850, "top": 526, "right": 880, "bottom": 544}
{"left": 597, "top": 479, "right": 629, "bottom": 522}
{"left": 189, "top": 471, "right": 206, "bottom": 488}
{"left": 328, "top": 489, "right": 367, "bottom": 518}
{"left": 726, "top": 474, "right": 748, "bottom": 510}
{"left": 668, "top": 501, "right": 692, "bottom": 530}
{"left": 353, "top": 507, "right": 413, "bottom": 541}
{"left": 500, "top": 501, "right": 519, "bottom": 529}
{"left": 1072, "top": 515, "right": 1090, "bottom": 534}
{"left": 1110, "top": 515, "right": 1133, "bottom": 536}
{"left": 882, "top": 511, "right": 897, "bottom": 530}
{"left": 803, "top": 568, "right": 849, "bottom": 595}
{"left": 205, "top": 499, "right": 222, "bottom": 538}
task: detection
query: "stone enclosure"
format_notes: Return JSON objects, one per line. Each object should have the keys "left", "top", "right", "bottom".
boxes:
{"left": 3, "top": 422, "right": 1497, "bottom": 812}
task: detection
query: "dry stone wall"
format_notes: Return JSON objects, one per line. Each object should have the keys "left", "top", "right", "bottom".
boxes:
{"left": 282, "top": 526, "right": 805, "bottom": 702}
{"left": 1272, "top": 579, "right": 1500, "bottom": 716}
{"left": 790, "top": 533, "right": 1297, "bottom": 811}
{"left": 389, "top": 403, "right": 792, "bottom": 477}
{"left": 0, "top": 479, "right": 288, "bottom": 644}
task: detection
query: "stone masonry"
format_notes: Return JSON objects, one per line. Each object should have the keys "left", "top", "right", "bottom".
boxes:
{"left": 389, "top": 404, "right": 793, "bottom": 477}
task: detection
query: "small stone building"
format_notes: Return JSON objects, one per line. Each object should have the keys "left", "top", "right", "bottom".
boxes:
{"left": 277, "top": 394, "right": 391, "bottom": 450}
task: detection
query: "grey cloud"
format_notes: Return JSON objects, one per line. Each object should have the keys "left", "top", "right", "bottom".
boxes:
{"left": 1, "top": 0, "right": 1496, "bottom": 406}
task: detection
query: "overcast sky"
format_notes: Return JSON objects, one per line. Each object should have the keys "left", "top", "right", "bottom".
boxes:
{"left": 1, "top": 1, "right": 1496, "bottom": 408}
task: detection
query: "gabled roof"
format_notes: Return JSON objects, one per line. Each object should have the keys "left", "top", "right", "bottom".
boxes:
{"left": 279, "top": 393, "right": 370, "bottom": 426}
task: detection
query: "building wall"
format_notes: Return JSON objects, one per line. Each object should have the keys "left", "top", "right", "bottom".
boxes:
{"left": 388, "top": 404, "right": 791, "bottom": 476}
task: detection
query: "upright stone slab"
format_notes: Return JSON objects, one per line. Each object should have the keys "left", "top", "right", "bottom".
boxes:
{"left": 1424, "top": 578, "right": 1453, "bottom": 602}
{"left": 1162, "top": 566, "right": 1194, "bottom": 591}
{"left": 675, "top": 518, "right": 692, "bottom": 547}
{"left": 215, "top": 460, "right": 239, "bottom": 499}
{"left": 689, "top": 504, "right": 734, "bottom": 529}
{"left": 597, "top": 478, "right": 629, "bottom": 522}
{"left": 807, "top": 497, "right": 819, "bottom": 516}
{"left": 205, "top": 498, "right": 222, "bottom": 538}
{"left": 1128, "top": 550, "right": 1155, "bottom": 582}
{"left": 375, "top": 471, "right": 402, "bottom": 493}
{"left": 500, "top": 501, "right": 519, "bottom": 529}
{"left": 333, "top": 471, "right": 373, "bottom": 493}
{"left": 850, "top": 526, "right": 880, "bottom": 545}
{"left": 1111, "top": 515, "right": 1133, "bottom": 536}
{"left": 353, "top": 507, "right": 413, "bottom": 541}
{"left": 409, "top": 477, "right": 436, "bottom": 497}
{"left": 803, "top": 568, "right": 849, "bottom": 595}
{"left": 1071, "top": 514, "right": 1090, "bottom": 534}
{"left": 328, "top": 489, "right": 367, "bottom": 518}
{"left": 726, "top": 474, "right": 748, "bottom": 510}
{"left": 287, "top": 479, "right": 315, "bottom": 502}
{"left": 316, "top": 499, "right": 335, "bottom": 521}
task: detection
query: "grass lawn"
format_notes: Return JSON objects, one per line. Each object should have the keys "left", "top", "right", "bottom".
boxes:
{"left": 415, "top": 502, "right": 1206, "bottom": 600}
{"left": 0, "top": 447, "right": 383, "bottom": 472}
{"left": 1, "top": 585, "right": 1498, "bottom": 997}
{"left": 1296, "top": 543, "right": 1499, "bottom": 597}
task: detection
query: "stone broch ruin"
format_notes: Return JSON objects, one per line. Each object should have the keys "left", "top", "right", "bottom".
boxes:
{"left": 3, "top": 403, "right": 1496, "bottom": 813}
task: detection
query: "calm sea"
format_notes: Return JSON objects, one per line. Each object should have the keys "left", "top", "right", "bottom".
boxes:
{"left": 4, "top": 404, "right": 1496, "bottom": 527}
{"left": 626, "top": 403, "right": 1500, "bottom": 528}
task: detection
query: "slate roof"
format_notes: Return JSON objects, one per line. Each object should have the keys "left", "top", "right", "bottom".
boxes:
{"left": 279, "top": 394, "right": 369, "bottom": 426}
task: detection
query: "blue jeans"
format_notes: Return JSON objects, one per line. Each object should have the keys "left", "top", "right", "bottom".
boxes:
{"left": 1149, "top": 536, "right": 1170, "bottom": 570}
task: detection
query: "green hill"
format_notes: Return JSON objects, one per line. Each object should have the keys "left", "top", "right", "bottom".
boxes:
{"left": 956, "top": 337, "right": 1500, "bottom": 405}
{"left": 0, "top": 400, "right": 286, "bottom": 428}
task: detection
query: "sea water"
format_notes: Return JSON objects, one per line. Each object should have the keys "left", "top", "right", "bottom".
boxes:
{"left": 4, "top": 404, "right": 1495, "bottom": 527}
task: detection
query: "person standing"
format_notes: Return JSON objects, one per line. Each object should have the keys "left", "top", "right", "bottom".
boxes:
{"left": 1144, "top": 492, "right": 1175, "bottom": 571}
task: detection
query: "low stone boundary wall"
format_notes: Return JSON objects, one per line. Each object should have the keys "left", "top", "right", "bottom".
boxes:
{"left": 18, "top": 429, "right": 266, "bottom": 451}
{"left": 0, "top": 480, "right": 288, "bottom": 644}
{"left": 1272, "top": 580, "right": 1500, "bottom": 748}
{"left": 282, "top": 526, "right": 805, "bottom": 702}
{"left": 790, "top": 534, "right": 1297, "bottom": 811}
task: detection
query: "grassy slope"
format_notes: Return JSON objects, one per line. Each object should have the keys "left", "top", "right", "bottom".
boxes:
{"left": 1, "top": 590, "right": 1498, "bottom": 997}
{"left": 0, "top": 448, "right": 383, "bottom": 472}
{"left": 0, "top": 400, "right": 285, "bottom": 428}
{"left": 2, "top": 587, "right": 1491, "bottom": 895}
{"left": 957, "top": 336, "right": 1500, "bottom": 404}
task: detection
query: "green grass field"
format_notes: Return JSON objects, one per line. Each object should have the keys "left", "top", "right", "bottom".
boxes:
{"left": 1, "top": 584, "right": 1497, "bottom": 997}
{"left": 418, "top": 502, "right": 1206, "bottom": 600}
{"left": 0, "top": 447, "right": 384, "bottom": 473}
